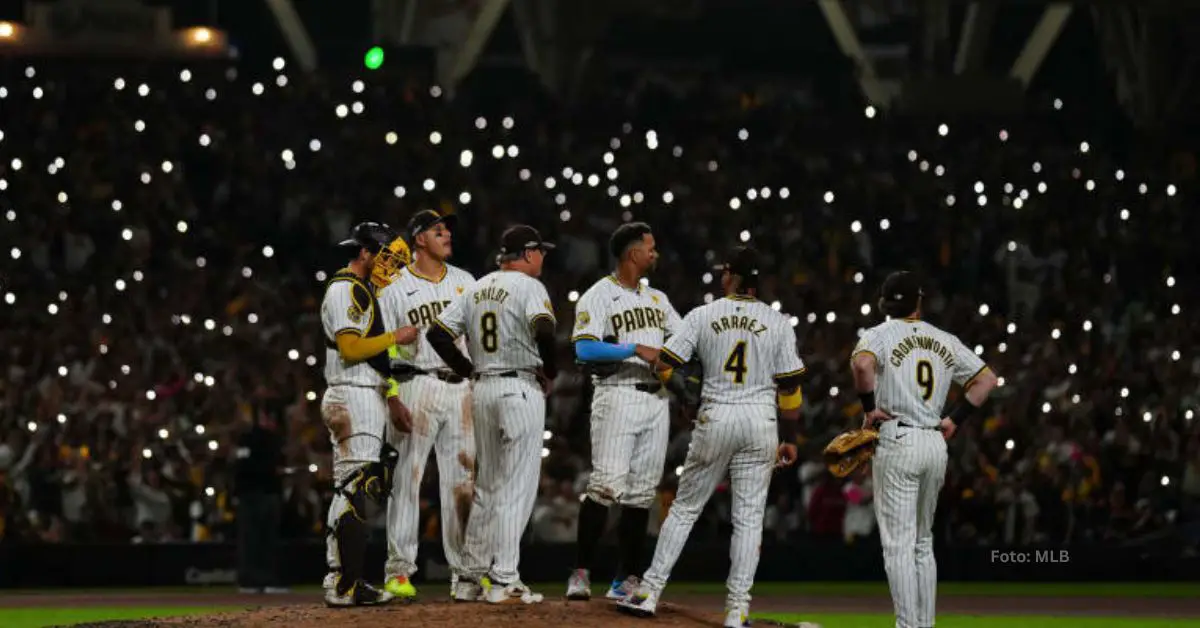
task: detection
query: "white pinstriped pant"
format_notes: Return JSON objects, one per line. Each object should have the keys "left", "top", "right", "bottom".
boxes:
{"left": 586, "top": 384, "right": 670, "bottom": 508}
{"left": 320, "top": 384, "right": 388, "bottom": 576}
{"left": 642, "top": 404, "right": 776, "bottom": 609}
{"left": 459, "top": 372, "right": 544, "bottom": 584}
{"left": 872, "top": 422, "right": 948, "bottom": 628}
{"left": 384, "top": 374, "right": 475, "bottom": 580}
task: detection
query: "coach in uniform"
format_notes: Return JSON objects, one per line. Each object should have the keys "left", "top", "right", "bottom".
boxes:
{"left": 319, "top": 221, "right": 418, "bottom": 607}
{"left": 426, "top": 224, "right": 559, "bottom": 605}
{"left": 378, "top": 210, "right": 478, "bottom": 601}
{"left": 566, "top": 222, "right": 684, "bottom": 601}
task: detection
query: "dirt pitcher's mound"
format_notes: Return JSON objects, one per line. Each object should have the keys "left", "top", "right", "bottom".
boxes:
{"left": 63, "top": 598, "right": 803, "bottom": 628}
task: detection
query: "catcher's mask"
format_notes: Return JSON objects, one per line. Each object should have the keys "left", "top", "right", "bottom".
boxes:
{"left": 370, "top": 235, "right": 411, "bottom": 289}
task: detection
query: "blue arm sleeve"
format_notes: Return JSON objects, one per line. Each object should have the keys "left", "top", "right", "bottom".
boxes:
{"left": 575, "top": 339, "right": 636, "bottom": 362}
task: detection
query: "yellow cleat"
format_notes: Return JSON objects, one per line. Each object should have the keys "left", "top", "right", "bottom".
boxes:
{"left": 384, "top": 575, "right": 418, "bottom": 599}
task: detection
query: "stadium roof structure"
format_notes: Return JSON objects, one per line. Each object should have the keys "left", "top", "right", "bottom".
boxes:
{"left": 1, "top": 0, "right": 1196, "bottom": 126}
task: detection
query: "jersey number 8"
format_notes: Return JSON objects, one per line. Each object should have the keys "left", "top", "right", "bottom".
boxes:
{"left": 723, "top": 341, "right": 748, "bottom": 384}
{"left": 480, "top": 312, "right": 499, "bottom": 353}
{"left": 916, "top": 359, "right": 934, "bottom": 401}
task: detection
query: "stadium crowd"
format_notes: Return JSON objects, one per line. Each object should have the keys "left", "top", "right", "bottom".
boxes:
{"left": 1, "top": 57, "right": 1198, "bottom": 553}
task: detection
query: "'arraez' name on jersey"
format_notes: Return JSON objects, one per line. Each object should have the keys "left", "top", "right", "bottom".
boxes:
{"left": 662, "top": 296, "right": 805, "bottom": 408}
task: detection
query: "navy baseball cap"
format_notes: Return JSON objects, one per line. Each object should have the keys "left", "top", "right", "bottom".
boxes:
{"left": 714, "top": 246, "right": 761, "bottom": 279}
{"left": 499, "top": 225, "right": 555, "bottom": 257}
{"left": 407, "top": 209, "right": 456, "bottom": 241}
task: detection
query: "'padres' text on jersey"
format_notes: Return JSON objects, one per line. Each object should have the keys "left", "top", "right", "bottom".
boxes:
{"left": 852, "top": 318, "right": 987, "bottom": 428}
{"left": 571, "top": 275, "right": 682, "bottom": 385}
{"left": 321, "top": 269, "right": 390, "bottom": 387}
{"left": 378, "top": 264, "right": 475, "bottom": 371}
{"left": 434, "top": 270, "right": 556, "bottom": 374}
{"left": 662, "top": 296, "right": 805, "bottom": 408}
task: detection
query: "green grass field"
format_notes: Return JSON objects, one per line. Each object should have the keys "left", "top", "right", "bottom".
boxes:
{"left": 1, "top": 582, "right": 1197, "bottom": 627}
{"left": 761, "top": 615, "right": 1200, "bottom": 628}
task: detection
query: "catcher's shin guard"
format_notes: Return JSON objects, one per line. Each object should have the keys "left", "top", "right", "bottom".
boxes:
{"left": 327, "top": 446, "right": 399, "bottom": 595}
{"left": 328, "top": 471, "right": 371, "bottom": 595}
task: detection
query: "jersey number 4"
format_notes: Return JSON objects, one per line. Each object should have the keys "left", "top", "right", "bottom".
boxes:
{"left": 723, "top": 341, "right": 748, "bottom": 384}
{"left": 916, "top": 359, "right": 934, "bottom": 400}
{"left": 480, "top": 312, "right": 499, "bottom": 353}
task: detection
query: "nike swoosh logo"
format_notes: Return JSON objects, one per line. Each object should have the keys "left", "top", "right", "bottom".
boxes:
{"left": 613, "top": 297, "right": 621, "bottom": 302}
{"left": 895, "top": 433, "right": 908, "bottom": 440}
{"left": 406, "top": 290, "right": 419, "bottom": 296}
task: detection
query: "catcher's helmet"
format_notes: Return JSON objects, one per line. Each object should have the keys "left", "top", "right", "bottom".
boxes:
{"left": 338, "top": 221, "right": 398, "bottom": 254}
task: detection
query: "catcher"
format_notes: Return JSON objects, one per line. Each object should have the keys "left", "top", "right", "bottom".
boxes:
{"left": 318, "top": 222, "right": 420, "bottom": 607}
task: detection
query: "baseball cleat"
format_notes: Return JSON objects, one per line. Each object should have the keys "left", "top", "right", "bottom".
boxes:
{"left": 723, "top": 605, "right": 750, "bottom": 628}
{"left": 324, "top": 579, "right": 395, "bottom": 608}
{"left": 384, "top": 575, "right": 418, "bottom": 599}
{"left": 606, "top": 575, "right": 641, "bottom": 600}
{"left": 452, "top": 577, "right": 486, "bottom": 602}
{"left": 615, "top": 584, "right": 659, "bottom": 617}
{"left": 565, "top": 569, "right": 592, "bottom": 600}
{"left": 485, "top": 580, "right": 544, "bottom": 604}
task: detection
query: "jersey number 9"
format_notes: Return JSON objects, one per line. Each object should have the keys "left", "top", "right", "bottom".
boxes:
{"left": 916, "top": 359, "right": 934, "bottom": 401}
{"left": 480, "top": 312, "right": 499, "bottom": 353}
{"left": 723, "top": 341, "right": 748, "bottom": 384}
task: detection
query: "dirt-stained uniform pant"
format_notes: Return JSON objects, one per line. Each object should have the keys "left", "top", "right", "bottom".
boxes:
{"left": 321, "top": 384, "right": 389, "bottom": 589}
{"left": 385, "top": 375, "right": 476, "bottom": 580}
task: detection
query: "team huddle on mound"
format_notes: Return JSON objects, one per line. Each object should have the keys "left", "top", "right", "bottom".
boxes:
{"left": 318, "top": 212, "right": 997, "bottom": 628}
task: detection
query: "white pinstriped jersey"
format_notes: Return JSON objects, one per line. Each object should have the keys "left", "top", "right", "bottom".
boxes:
{"left": 571, "top": 275, "right": 683, "bottom": 386}
{"left": 321, "top": 276, "right": 387, "bottom": 388}
{"left": 662, "top": 296, "right": 805, "bottom": 409}
{"left": 435, "top": 270, "right": 556, "bottom": 374}
{"left": 378, "top": 263, "right": 475, "bottom": 371}
{"left": 852, "top": 318, "right": 987, "bottom": 428}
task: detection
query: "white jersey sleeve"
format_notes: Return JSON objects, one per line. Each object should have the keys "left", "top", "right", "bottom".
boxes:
{"left": 949, "top": 334, "right": 988, "bottom": 386}
{"left": 570, "top": 286, "right": 608, "bottom": 342}
{"left": 661, "top": 309, "right": 700, "bottom": 365}
{"left": 434, "top": 287, "right": 471, "bottom": 339}
{"left": 323, "top": 281, "right": 373, "bottom": 338}
{"left": 523, "top": 279, "right": 556, "bottom": 329}
{"left": 772, "top": 323, "right": 807, "bottom": 384}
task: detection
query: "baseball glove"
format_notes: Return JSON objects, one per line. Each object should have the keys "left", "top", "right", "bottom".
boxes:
{"left": 822, "top": 428, "right": 880, "bottom": 478}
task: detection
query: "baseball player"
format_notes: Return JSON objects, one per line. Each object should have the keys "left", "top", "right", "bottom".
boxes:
{"left": 850, "top": 271, "right": 998, "bottom": 628}
{"left": 618, "top": 246, "right": 807, "bottom": 628}
{"left": 425, "top": 224, "right": 559, "bottom": 605}
{"left": 377, "top": 210, "right": 477, "bottom": 601}
{"left": 565, "top": 222, "right": 683, "bottom": 601}
{"left": 319, "top": 221, "right": 418, "bottom": 607}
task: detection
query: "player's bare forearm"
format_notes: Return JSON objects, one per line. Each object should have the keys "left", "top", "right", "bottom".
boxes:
{"left": 426, "top": 325, "right": 474, "bottom": 378}
{"left": 850, "top": 353, "right": 877, "bottom": 392}
{"left": 963, "top": 367, "right": 999, "bottom": 405}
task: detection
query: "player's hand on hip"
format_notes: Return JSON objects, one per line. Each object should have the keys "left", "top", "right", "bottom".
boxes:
{"left": 393, "top": 326, "right": 419, "bottom": 345}
{"left": 388, "top": 396, "right": 414, "bottom": 433}
{"left": 633, "top": 344, "right": 660, "bottom": 364}
{"left": 775, "top": 442, "right": 798, "bottom": 468}
{"left": 863, "top": 408, "right": 893, "bottom": 429}
{"left": 939, "top": 417, "right": 957, "bottom": 441}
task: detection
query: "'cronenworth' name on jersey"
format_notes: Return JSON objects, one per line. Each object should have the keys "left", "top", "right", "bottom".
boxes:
{"left": 851, "top": 318, "right": 987, "bottom": 429}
